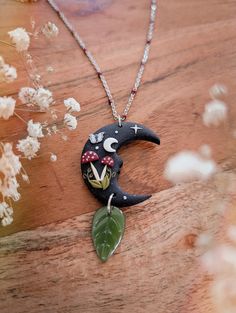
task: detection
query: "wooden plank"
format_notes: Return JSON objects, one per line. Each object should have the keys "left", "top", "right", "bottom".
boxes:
{"left": 0, "top": 0, "right": 236, "bottom": 311}
{"left": 0, "top": 0, "right": 236, "bottom": 236}
{"left": 0, "top": 174, "right": 232, "bottom": 313}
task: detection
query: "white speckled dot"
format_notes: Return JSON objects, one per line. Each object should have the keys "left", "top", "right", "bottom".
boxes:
{"left": 115, "top": 130, "right": 118, "bottom": 134}
{"left": 95, "top": 146, "right": 99, "bottom": 150}
{"left": 123, "top": 196, "right": 127, "bottom": 200}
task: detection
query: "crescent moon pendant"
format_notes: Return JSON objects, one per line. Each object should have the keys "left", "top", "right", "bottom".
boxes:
{"left": 81, "top": 121, "right": 160, "bottom": 208}
{"left": 81, "top": 121, "right": 160, "bottom": 261}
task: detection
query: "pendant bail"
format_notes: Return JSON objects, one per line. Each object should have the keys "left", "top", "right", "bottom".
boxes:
{"left": 118, "top": 116, "right": 122, "bottom": 127}
{"left": 107, "top": 193, "right": 114, "bottom": 214}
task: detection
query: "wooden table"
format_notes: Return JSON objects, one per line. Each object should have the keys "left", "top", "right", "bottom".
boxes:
{"left": 0, "top": 0, "right": 236, "bottom": 312}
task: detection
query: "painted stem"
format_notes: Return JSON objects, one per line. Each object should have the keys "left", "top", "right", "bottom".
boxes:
{"left": 90, "top": 162, "right": 100, "bottom": 181}
{"left": 100, "top": 165, "right": 107, "bottom": 182}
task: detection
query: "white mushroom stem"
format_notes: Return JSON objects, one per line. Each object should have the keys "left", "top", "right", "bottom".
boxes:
{"left": 90, "top": 162, "right": 101, "bottom": 181}
{"left": 100, "top": 165, "right": 107, "bottom": 181}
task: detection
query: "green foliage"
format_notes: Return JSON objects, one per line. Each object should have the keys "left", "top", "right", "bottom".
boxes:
{"left": 88, "top": 175, "right": 110, "bottom": 190}
{"left": 92, "top": 206, "right": 125, "bottom": 262}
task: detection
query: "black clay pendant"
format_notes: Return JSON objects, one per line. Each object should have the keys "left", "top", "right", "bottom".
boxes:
{"left": 81, "top": 121, "right": 160, "bottom": 261}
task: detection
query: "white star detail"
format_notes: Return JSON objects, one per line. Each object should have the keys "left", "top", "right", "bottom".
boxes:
{"left": 130, "top": 124, "right": 142, "bottom": 134}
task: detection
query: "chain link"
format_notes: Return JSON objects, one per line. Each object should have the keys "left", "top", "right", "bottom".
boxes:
{"left": 47, "top": 0, "right": 157, "bottom": 121}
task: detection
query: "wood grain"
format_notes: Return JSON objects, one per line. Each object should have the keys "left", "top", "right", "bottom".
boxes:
{"left": 0, "top": 173, "right": 233, "bottom": 313}
{"left": 0, "top": 0, "right": 236, "bottom": 312}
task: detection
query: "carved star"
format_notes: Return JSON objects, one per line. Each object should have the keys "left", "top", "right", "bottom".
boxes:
{"left": 130, "top": 124, "right": 142, "bottom": 134}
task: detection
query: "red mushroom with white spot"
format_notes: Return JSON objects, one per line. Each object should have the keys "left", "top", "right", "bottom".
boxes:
{"left": 81, "top": 151, "right": 100, "bottom": 181}
{"left": 100, "top": 156, "right": 114, "bottom": 181}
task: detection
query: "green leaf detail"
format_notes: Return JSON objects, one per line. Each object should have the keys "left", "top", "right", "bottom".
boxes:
{"left": 89, "top": 179, "right": 102, "bottom": 189}
{"left": 101, "top": 175, "right": 110, "bottom": 190}
{"left": 92, "top": 206, "right": 125, "bottom": 262}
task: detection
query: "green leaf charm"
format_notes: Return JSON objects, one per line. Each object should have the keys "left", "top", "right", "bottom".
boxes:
{"left": 92, "top": 206, "right": 125, "bottom": 262}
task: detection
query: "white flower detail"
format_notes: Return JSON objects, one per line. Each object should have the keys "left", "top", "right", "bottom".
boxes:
{"left": 201, "top": 242, "right": 236, "bottom": 313}
{"left": 8, "top": 27, "right": 30, "bottom": 52}
{"left": 164, "top": 150, "right": 217, "bottom": 184}
{"left": 0, "top": 143, "right": 22, "bottom": 203}
{"left": 1, "top": 143, "right": 22, "bottom": 176}
{"left": 0, "top": 56, "right": 17, "bottom": 83}
{"left": 203, "top": 99, "right": 228, "bottom": 127}
{"left": 209, "top": 84, "right": 228, "bottom": 99}
{"left": 18, "top": 87, "right": 36, "bottom": 106}
{"left": 34, "top": 87, "right": 53, "bottom": 111}
{"left": 22, "top": 174, "right": 29, "bottom": 182}
{"left": 27, "top": 119, "right": 44, "bottom": 138}
{"left": 3, "top": 65, "right": 17, "bottom": 82}
{"left": 42, "top": 22, "right": 59, "bottom": 38}
{"left": 46, "top": 66, "right": 54, "bottom": 73}
{"left": 50, "top": 153, "right": 57, "bottom": 162}
{"left": 19, "top": 87, "right": 53, "bottom": 110}
{"left": 64, "top": 97, "right": 81, "bottom": 113}
{"left": 64, "top": 113, "right": 77, "bottom": 130}
{"left": 0, "top": 96, "right": 16, "bottom": 120}
{"left": 0, "top": 202, "right": 13, "bottom": 227}
{"left": 1, "top": 176, "right": 20, "bottom": 201}
{"left": 17, "top": 136, "right": 40, "bottom": 159}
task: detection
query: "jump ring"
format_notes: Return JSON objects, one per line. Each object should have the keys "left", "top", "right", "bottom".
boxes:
{"left": 107, "top": 193, "right": 114, "bottom": 214}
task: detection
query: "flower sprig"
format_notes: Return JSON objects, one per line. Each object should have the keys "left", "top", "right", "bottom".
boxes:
{"left": 0, "top": 21, "right": 81, "bottom": 226}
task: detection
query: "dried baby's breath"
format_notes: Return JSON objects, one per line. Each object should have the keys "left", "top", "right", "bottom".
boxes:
{"left": 0, "top": 19, "right": 81, "bottom": 227}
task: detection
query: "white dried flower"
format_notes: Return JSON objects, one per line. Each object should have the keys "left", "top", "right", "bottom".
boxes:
{"left": 50, "top": 153, "right": 57, "bottom": 162}
{"left": 196, "top": 233, "right": 213, "bottom": 248}
{"left": 64, "top": 113, "right": 77, "bottom": 130}
{"left": 203, "top": 99, "right": 228, "bottom": 127}
{"left": 3, "top": 64, "right": 17, "bottom": 82}
{"left": 0, "top": 202, "right": 13, "bottom": 227}
{"left": 0, "top": 143, "right": 24, "bottom": 227}
{"left": 202, "top": 245, "right": 236, "bottom": 276}
{"left": 1, "top": 143, "right": 22, "bottom": 176}
{"left": 51, "top": 125, "right": 58, "bottom": 134}
{"left": 201, "top": 230, "right": 236, "bottom": 313}
{"left": 34, "top": 87, "right": 53, "bottom": 111}
{"left": 0, "top": 96, "right": 16, "bottom": 120}
{"left": 8, "top": 27, "right": 30, "bottom": 52}
{"left": 19, "top": 87, "right": 53, "bottom": 110}
{"left": 22, "top": 174, "right": 29, "bottom": 182}
{"left": 17, "top": 136, "right": 40, "bottom": 159}
{"left": 18, "top": 87, "right": 36, "bottom": 105}
{"left": 0, "top": 57, "right": 17, "bottom": 83}
{"left": 64, "top": 97, "right": 81, "bottom": 113}
{"left": 46, "top": 66, "right": 54, "bottom": 73}
{"left": 209, "top": 84, "right": 228, "bottom": 99}
{"left": 211, "top": 277, "right": 236, "bottom": 313}
{"left": 2, "top": 176, "right": 20, "bottom": 201}
{"left": 164, "top": 150, "right": 217, "bottom": 184}
{"left": 42, "top": 22, "right": 59, "bottom": 38}
{"left": 2, "top": 215, "right": 13, "bottom": 227}
{"left": 61, "top": 134, "right": 68, "bottom": 141}
{"left": 0, "top": 144, "right": 21, "bottom": 201}
{"left": 27, "top": 119, "right": 44, "bottom": 138}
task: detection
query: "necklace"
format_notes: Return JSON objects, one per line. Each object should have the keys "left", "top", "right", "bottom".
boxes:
{"left": 47, "top": 0, "right": 160, "bottom": 262}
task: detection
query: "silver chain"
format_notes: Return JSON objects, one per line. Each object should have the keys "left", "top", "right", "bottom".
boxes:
{"left": 47, "top": 0, "right": 157, "bottom": 121}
